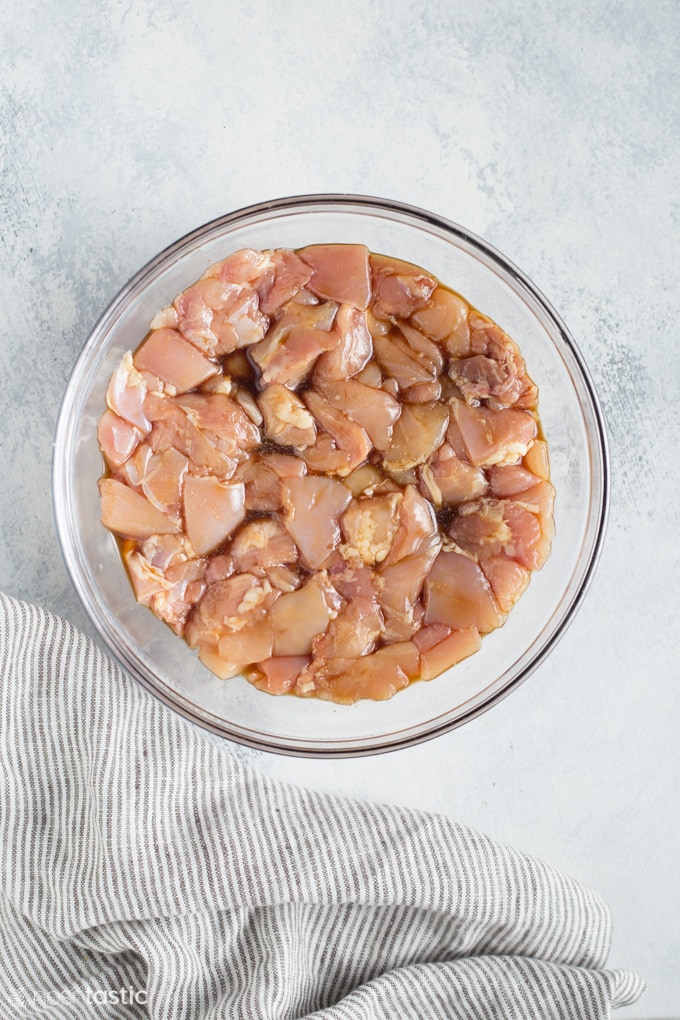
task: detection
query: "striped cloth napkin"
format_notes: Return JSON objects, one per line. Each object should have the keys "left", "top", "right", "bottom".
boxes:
{"left": 0, "top": 592, "right": 643, "bottom": 1019}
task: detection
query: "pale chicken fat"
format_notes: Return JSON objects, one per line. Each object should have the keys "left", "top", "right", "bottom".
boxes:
{"left": 97, "top": 244, "right": 554, "bottom": 704}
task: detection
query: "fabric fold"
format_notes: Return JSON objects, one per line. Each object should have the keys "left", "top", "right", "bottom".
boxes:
{"left": 0, "top": 593, "right": 644, "bottom": 1018}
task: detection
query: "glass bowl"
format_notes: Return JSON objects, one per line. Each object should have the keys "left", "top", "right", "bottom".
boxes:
{"left": 53, "top": 194, "right": 608, "bottom": 757}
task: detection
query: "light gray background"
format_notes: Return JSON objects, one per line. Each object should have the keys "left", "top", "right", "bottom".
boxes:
{"left": 1, "top": 2, "right": 678, "bottom": 1016}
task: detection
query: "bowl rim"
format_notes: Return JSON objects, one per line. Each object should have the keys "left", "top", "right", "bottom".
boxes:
{"left": 53, "top": 192, "right": 610, "bottom": 757}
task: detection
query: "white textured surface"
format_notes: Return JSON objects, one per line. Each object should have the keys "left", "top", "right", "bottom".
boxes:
{"left": 0, "top": 1, "right": 677, "bottom": 1016}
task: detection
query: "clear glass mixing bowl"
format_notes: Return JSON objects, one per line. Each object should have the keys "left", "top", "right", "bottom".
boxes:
{"left": 53, "top": 194, "right": 608, "bottom": 756}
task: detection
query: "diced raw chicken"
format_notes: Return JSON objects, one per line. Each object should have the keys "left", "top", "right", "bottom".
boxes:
{"left": 216, "top": 616, "right": 273, "bottom": 668}
{"left": 270, "top": 573, "right": 342, "bottom": 656}
{"left": 373, "top": 332, "right": 438, "bottom": 388}
{"left": 134, "top": 329, "right": 218, "bottom": 394}
{"left": 311, "top": 595, "right": 383, "bottom": 662}
{"left": 258, "top": 384, "right": 317, "bottom": 448}
{"left": 97, "top": 409, "right": 142, "bottom": 468}
{"left": 151, "top": 558, "right": 207, "bottom": 634}
{"left": 140, "top": 447, "right": 188, "bottom": 521}
{"left": 384, "top": 401, "right": 448, "bottom": 472}
{"left": 183, "top": 477, "right": 246, "bottom": 555}
{"left": 402, "top": 380, "right": 442, "bottom": 403}
{"left": 523, "top": 438, "right": 550, "bottom": 480}
{"left": 370, "top": 253, "right": 436, "bottom": 318}
{"left": 384, "top": 485, "right": 438, "bottom": 565}
{"left": 451, "top": 399, "right": 537, "bottom": 468}
{"left": 299, "top": 244, "right": 371, "bottom": 310}
{"left": 302, "top": 390, "right": 372, "bottom": 476}
{"left": 144, "top": 396, "right": 237, "bottom": 478}
{"left": 424, "top": 550, "right": 504, "bottom": 632}
{"left": 106, "top": 352, "right": 151, "bottom": 433}
{"left": 249, "top": 302, "right": 339, "bottom": 387}
{"left": 396, "top": 322, "right": 445, "bottom": 374}
{"left": 307, "top": 641, "right": 420, "bottom": 704}
{"left": 466, "top": 316, "right": 538, "bottom": 409}
{"left": 99, "top": 477, "right": 181, "bottom": 539}
{"left": 187, "top": 573, "right": 278, "bottom": 648}
{"left": 256, "top": 249, "right": 313, "bottom": 315}
{"left": 124, "top": 548, "right": 173, "bottom": 606}
{"left": 234, "top": 457, "right": 283, "bottom": 512}
{"left": 422, "top": 444, "right": 487, "bottom": 505}
{"left": 203, "top": 248, "right": 273, "bottom": 286}
{"left": 417, "top": 626, "right": 482, "bottom": 681}
{"left": 488, "top": 464, "right": 543, "bottom": 498}
{"left": 230, "top": 519, "right": 298, "bottom": 576}
{"left": 376, "top": 541, "right": 439, "bottom": 642}
{"left": 314, "top": 377, "right": 401, "bottom": 451}
{"left": 412, "top": 287, "right": 470, "bottom": 354}
{"left": 481, "top": 555, "right": 531, "bottom": 613}
{"left": 249, "top": 656, "right": 311, "bottom": 695}
{"left": 176, "top": 393, "right": 260, "bottom": 454}
{"left": 340, "top": 493, "right": 402, "bottom": 566}
{"left": 98, "top": 244, "right": 554, "bottom": 700}
{"left": 174, "top": 278, "right": 265, "bottom": 357}
{"left": 315, "top": 304, "right": 372, "bottom": 379}
{"left": 281, "top": 474, "right": 352, "bottom": 569}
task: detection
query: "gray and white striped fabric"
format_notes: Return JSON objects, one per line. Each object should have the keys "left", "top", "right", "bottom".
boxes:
{"left": 0, "top": 592, "right": 643, "bottom": 1018}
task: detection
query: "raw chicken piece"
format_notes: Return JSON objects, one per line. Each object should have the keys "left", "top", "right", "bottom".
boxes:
{"left": 174, "top": 278, "right": 264, "bottom": 356}
{"left": 249, "top": 656, "right": 311, "bottom": 695}
{"left": 308, "top": 641, "right": 420, "bottom": 704}
{"left": 203, "top": 248, "right": 273, "bottom": 286}
{"left": 488, "top": 464, "right": 543, "bottom": 498}
{"left": 216, "top": 616, "right": 273, "bottom": 669}
{"left": 422, "top": 443, "right": 487, "bottom": 505}
{"left": 480, "top": 555, "right": 531, "bottom": 613}
{"left": 256, "top": 249, "right": 313, "bottom": 315}
{"left": 402, "top": 380, "right": 442, "bottom": 403}
{"left": 412, "top": 287, "right": 470, "bottom": 354}
{"left": 315, "top": 304, "right": 372, "bottom": 379}
{"left": 340, "top": 493, "right": 402, "bottom": 566}
{"left": 299, "top": 244, "right": 371, "bottom": 310}
{"left": 176, "top": 393, "right": 260, "bottom": 454}
{"left": 466, "top": 316, "right": 538, "bottom": 409}
{"left": 234, "top": 457, "right": 283, "bottom": 512}
{"left": 270, "top": 573, "right": 342, "bottom": 656}
{"left": 152, "top": 558, "right": 207, "bottom": 634}
{"left": 373, "top": 332, "right": 439, "bottom": 389}
{"left": 376, "top": 546, "right": 438, "bottom": 642}
{"left": 281, "top": 474, "right": 352, "bottom": 569}
{"left": 187, "top": 573, "right": 278, "bottom": 647}
{"left": 106, "top": 352, "right": 151, "bottom": 433}
{"left": 424, "top": 550, "right": 503, "bottom": 632}
{"left": 302, "top": 390, "right": 372, "bottom": 476}
{"left": 451, "top": 399, "right": 537, "bottom": 468}
{"left": 230, "top": 519, "right": 298, "bottom": 576}
{"left": 417, "top": 626, "right": 481, "bottom": 681}
{"left": 384, "top": 485, "right": 438, "bottom": 565}
{"left": 523, "top": 438, "right": 550, "bottom": 480}
{"left": 314, "top": 377, "right": 401, "bottom": 451}
{"left": 140, "top": 447, "right": 188, "bottom": 521}
{"left": 257, "top": 384, "right": 317, "bottom": 448}
{"left": 310, "top": 595, "right": 383, "bottom": 662}
{"left": 144, "top": 396, "right": 237, "bottom": 478}
{"left": 249, "top": 302, "right": 338, "bottom": 387}
{"left": 99, "top": 478, "right": 181, "bottom": 539}
{"left": 183, "top": 477, "right": 246, "bottom": 555}
{"left": 370, "top": 253, "right": 436, "bottom": 318}
{"left": 396, "top": 322, "right": 445, "bottom": 374}
{"left": 97, "top": 409, "right": 142, "bottom": 468}
{"left": 124, "top": 548, "right": 173, "bottom": 606}
{"left": 134, "top": 329, "right": 218, "bottom": 394}
{"left": 384, "top": 401, "right": 448, "bottom": 472}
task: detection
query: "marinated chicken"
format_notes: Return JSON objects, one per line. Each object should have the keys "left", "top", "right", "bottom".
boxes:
{"left": 98, "top": 245, "right": 554, "bottom": 704}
